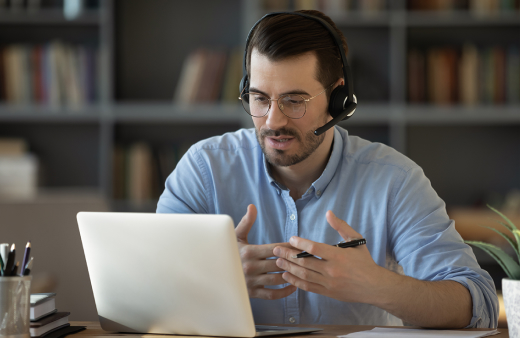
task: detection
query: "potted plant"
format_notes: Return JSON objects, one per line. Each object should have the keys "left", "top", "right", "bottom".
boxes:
{"left": 465, "top": 205, "right": 520, "bottom": 337}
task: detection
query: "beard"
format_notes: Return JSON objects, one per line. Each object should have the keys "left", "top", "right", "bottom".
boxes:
{"left": 255, "top": 122, "right": 327, "bottom": 167}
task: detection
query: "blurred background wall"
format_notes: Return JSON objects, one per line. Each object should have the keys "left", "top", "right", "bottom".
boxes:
{"left": 0, "top": 0, "right": 519, "bottom": 323}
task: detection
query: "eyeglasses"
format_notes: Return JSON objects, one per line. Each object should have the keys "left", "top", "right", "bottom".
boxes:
{"left": 239, "top": 83, "right": 334, "bottom": 119}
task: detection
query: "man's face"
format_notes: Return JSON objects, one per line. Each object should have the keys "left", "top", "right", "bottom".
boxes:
{"left": 249, "top": 50, "right": 331, "bottom": 167}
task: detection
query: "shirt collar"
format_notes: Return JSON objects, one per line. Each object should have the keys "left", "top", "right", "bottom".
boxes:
{"left": 262, "top": 127, "right": 344, "bottom": 198}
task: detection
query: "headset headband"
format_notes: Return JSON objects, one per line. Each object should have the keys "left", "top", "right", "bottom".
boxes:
{"left": 242, "top": 11, "right": 354, "bottom": 105}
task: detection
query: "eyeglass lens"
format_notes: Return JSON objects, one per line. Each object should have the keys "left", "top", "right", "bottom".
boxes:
{"left": 241, "top": 93, "right": 306, "bottom": 118}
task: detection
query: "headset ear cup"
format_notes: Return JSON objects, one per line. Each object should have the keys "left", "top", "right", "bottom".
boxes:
{"left": 239, "top": 76, "right": 249, "bottom": 94}
{"left": 328, "top": 86, "right": 349, "bottom": 118}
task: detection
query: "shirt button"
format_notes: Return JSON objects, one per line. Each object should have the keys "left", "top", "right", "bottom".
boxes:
{"left": 290, "top": 214, "right": 296, "bottom": 221}
{"left": 316, "top": 190, "right": 322, "bottom": 196}
{"left": 289, "top": 317, "right": 296, "bottom": 324}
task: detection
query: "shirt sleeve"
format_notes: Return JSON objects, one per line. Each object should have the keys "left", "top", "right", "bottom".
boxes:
{"left": 387, "top": 167, "right": 499, "bottom": 328}
{"left": 156, "top": 146, "right": 213, "bottom": 214}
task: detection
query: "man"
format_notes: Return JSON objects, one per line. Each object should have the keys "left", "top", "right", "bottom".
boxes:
{"left": 157, "top": 10, "right": 498, "bottom": 328}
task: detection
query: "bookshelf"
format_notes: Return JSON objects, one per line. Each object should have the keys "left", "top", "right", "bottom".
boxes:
{"left": 1, "top": 0, "right": 519, "bottom": 210}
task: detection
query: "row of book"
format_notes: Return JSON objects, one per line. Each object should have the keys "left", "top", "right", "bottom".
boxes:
{"left": 408, "top": 0, "right": 520, "bottom": 12}
{"left": 113, "top": 142, "right": 191, "bottom": 202}
{"left": 407, "top": 44, "right": 520, "bottom": 105}
{"left": 262, "top": 0, "right": 387, "bottom": 13}
{"left": 174, "top": 48, "right": 242, "bottom": 104}
{"left": 0, "top": 0, "right": 99, "bottom": 11}
{"left": 0, "top": 42, "right": 101, "bottom": 107}
{"left": 261, "top": 0, "right": 520, "bottom": 13}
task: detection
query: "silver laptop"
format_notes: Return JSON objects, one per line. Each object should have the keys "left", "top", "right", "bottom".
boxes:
{"left": 77, "top": 212, "right": 322, "bottom": 337}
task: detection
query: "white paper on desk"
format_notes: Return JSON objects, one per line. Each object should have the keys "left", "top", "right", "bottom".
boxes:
{"left": 339, "top": 327, "right": 500, "bottom": 338}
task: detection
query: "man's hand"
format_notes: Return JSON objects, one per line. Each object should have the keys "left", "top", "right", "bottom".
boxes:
{"left": 236, "top": 204, "right": 297, "bottom": 300}
{"left": 274, "top": 210, "right": 473, "bottom": 328}
{"left": 273, "top": 210, "right": 384, "bottom": 304}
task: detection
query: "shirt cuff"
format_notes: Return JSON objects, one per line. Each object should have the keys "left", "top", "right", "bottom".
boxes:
{"left": 450, "top": 277, "right": 498, "bottom": 329}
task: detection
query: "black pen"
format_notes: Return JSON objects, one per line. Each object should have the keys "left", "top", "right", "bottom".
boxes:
{"left": 21, "top": 241, "right": 31, "bottom": 276}
{"left": 11, "top": 261, "right": 19, "bottom": 277}
{"left": 293, "top": 238, "right": 367, "bottom": 258}
{"left": 4, "top": 244, "right": 15, "bottom": 276}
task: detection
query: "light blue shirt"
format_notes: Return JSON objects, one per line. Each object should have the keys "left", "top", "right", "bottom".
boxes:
{"left": 157, "top": 126, "right": 498, "bottom": 328}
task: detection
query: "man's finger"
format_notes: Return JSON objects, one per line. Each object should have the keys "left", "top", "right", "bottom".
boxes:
{"left": 326, "top": 210, "right": 363, "bottom": 242}
{"left": 281, "top": 272, "right": 327, "bottom": 296}
{"left": 241, "top": 242, "right": 294, "bottom": 260}
{"left": 276, "top": 258, "right": 325, "bottom": 285}
{"left": 251, "top": 285, "right": 297, "bottom": 300}
{"left": 248, "top": 272, "right": 288, "bottom": 287}
{"left": 273, "top": 246, "right": 323, "bottom": 273}
{"left": 243, "top": 258, "right": 285, "bottom": 276}
{"left": 235, "top": 204, "right": 257, "bottom": 243}
{"left": 288, "top": 236, "right": 329, "bottom": 260}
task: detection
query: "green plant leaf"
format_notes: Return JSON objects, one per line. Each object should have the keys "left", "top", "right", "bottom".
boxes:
{"left": 513, "top": 229, "right": 520, "bottom": 258}
{"left": 465, "top": 241, "right": 520, "bottom": 280}
{"left": 495, "top": 220, "right": 513, "bottom": 233}
{"left": 476, "top": 224, "right": 520, "bottom": 263}
{"left": 487, "top": 205, "right": 518, "bottom": 231}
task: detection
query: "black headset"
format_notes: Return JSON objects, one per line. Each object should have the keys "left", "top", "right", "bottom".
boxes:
{"left": 239, "top": 12, "right": 357, "bottom": 136}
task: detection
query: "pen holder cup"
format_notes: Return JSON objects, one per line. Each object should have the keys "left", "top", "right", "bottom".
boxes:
{"left": 0, "top": 276, "right": 32, "bottom": 338}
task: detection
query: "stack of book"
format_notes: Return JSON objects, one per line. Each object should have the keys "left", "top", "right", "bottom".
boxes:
{"left": 29, "top": 293, "right": 70, "bottom": 338}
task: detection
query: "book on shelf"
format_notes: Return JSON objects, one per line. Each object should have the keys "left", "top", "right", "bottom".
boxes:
{"left": 30, "top": 293, "right": 57, "bottom": 321}
{"left": 0, "top": 138, "right": 27, "bottom": 155}
{"left": 459, "top": 44, "right": 479, "bottom": 106}
{"left": 482, "top": 47, "right": 494, "bottom": 104}
{"left": 494, "top": 47, "right": 506, "bottom": 104}
{"left": 195, "top": 49, "right": 228, "bottom": 102}
{"left": 408, "top": 49, "right": 426, "bottom": 103}
{"left": 426, "top": 47, "right": 457, "bottom": 105}
{"left": 112, "top": 145, "right": 126, "bottom": 200}
{"left": 127, "top": 142, "right": 154, "bottom": 203}
{"left": 470, "top": 0, "right": 519, "bottom": 14}
{"left": 221, "top": 47, "right": 243, "bottom": 103}
{"left": 507, "top": 46, "right": 520, "bottom": 104}
{"left": 356, "top": 0, "right": 386, "bottom": 13}
{"left": 30, "top": 312, "right": 70, "bottom": 338}
{"left": 174, "top": 49, "right": 205, "bottom": 104}
{"left": 0, "top": 138, "right": 38, "bottom": 200}
{"left": 113, "top": 142, "right": 192, "bottom": 203}
{"left": 174, "top": 48, "right": 240, "bottom": 104}
{"left": 407, "top": 43, "right": 520, "bottom": 106}
{"left": 0, "top": 42, "right": 100, "bottom": 107}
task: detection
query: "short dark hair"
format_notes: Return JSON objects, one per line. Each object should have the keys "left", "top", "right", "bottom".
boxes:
{"left": 246, "top": 10, "right": 348, "bottom": 97}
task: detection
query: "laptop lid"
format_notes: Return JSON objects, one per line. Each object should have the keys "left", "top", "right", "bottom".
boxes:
{"left": 77, "top": 212, "right": 257, "bottom": 337}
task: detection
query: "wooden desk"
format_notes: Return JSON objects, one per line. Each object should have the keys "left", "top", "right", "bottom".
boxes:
{"left": 71, "top": 321, "right": 509, "bottom": 338}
